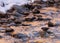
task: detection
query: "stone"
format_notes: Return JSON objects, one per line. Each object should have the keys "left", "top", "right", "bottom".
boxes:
{"left": 14, "top": 12, "right": 24, "bottom": 17}
{"left": 24, "top": 4, "right": 35, "bottom": 10}
{"left": 0, "top": 19, "right": 8, "bottom": 24}
{"left": 0, "top": 36, "right": 3, "bottom": 39}
{"left": 41, "top": 27, "right": 49, "bottom": 32}
{"left": 48, "top": 21, "right": 55, "bottom": 27}
{"left": 25, "top": 17, "right": 36, "bottom": 22}
{"left": 32, "top": 9, "right": 40, "bottom": 14}
{"left": 7, "top": 22, "right": 16, "bottom": 26}
{"left": 23, "top": 12, "right": 29, "bottom": 16}
{"left": 5, "top": 28, "right": 14, "bottom": 33}
{"left": 0, "top": 27, "right": 6, "bottom": 33}
{"left": 44, "top": 18, "right": 52, "bottom": 21}
{"left": 36, "top": 17, "right": 44, "bottom": 21}
{"left": 13, "top": 5, "right": 29, "bottom": 14}
{"left": 21, "top": 24, "right": 31, "bottom": 26}
{"left": 47, "top": 31, "right": 53, "bottom": 34}
{"left": 13, "top": 33, "right": 28, "bottom": 41}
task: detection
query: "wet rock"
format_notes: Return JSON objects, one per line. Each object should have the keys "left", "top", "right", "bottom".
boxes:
{"left": 41, "top": 27, "right": 49, "bottom": 32}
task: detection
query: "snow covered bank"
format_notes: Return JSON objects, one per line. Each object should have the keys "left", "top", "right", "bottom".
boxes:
{"left": 0, "top": 0, "right": 34, "bottom": 14}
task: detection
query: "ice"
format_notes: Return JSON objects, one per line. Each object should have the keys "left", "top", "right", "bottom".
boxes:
{"left": 0, "top": 0, "right": 34, "bottom": 14}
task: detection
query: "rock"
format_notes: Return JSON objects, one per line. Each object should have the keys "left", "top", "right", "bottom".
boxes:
{"left": 14, "top": 19, "right": 22, "bottom": 24}
{"left": 23, "top": 12, "right": 29, "bottom": 16}
{"left": 0, "top": 14, "right": 8, "bottom": 18}
{"left": 48, "top": 21, "right": 55, "bottom": 27}
{"left": 34, "top": 0, "right": 42, "bottom": 4}
{"left": 5, "top": 28, "right": 14, "bottom": 33}
{"left": 7, "top": 22, "right": 16, "bottom": 26}
{"left": 0, "top": 36, "right": 3, "bottom": 39}
{"left": 36, "top": 17, "right": 44, "bottom": 21}
{"left": 9, "top": 16, "right": 15, "bottom": 20}
{"left": 41, "top": 27, "right": 49, "bottom": 32}
{"left": 13, "top": 5, "right": 29, "bottom": 14}
{"left": 33, "top": 31, "right": 40, "bottom": 37}
{"left": 25, "top": 17, "right": 36, "bottom": 22}
{"left": 0, "top": 27, "right": 6, "bottom": 33}
{"left": 24, "top": 4, "right": 35, "bottom": 10}
{"left": 14, "top": 21, "right": 21, "bottom": 24}
{"left": 32, "top": 9, "right": 40, "bottom": 14}
{"left": 0, "top": 19, "right": 8, "bottom": 24}
{"left": 21, "top": 24, "right": 31, "bottom": 26}
{"left": 14, "top": 12, "right": 24, "bottom": 17}
{"left": 55, "top": 21, "right": 60, "bottom": 26}
{"left": 44, "top": 18, "right": 52, "bottom": 21}
{"left": 34, "top": 14, "right": 42, "bottom": 17}
{"left": 13, "top": 33, "right": 28, "bottom": 41}
{"left": 47, "top": 31, "right": 53, "bottom": 34}
{"left": 7, "top": 7, "right": 15, "bottom": 13}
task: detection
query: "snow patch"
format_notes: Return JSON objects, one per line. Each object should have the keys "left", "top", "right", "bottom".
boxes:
{"left": 0, "top": 0, "right": 34, "bottom": 14}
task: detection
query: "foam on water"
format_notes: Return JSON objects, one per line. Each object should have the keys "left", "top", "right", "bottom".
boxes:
{"left": 0, "top": 0, "right": 34, "bottom": 14}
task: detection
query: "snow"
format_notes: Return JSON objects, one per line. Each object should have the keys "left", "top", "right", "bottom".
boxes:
{"left": 0, "top": 0, "right": 34, "bottom": 14}
{"left": 43, "top": 0, "right": 47, "bottom": 2}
